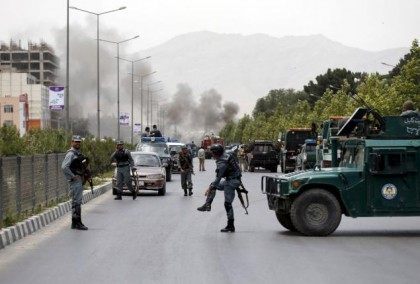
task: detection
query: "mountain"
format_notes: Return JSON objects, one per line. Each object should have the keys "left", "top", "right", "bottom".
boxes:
{"left": 141, "top": 31, "right": 408, "bottom": 114}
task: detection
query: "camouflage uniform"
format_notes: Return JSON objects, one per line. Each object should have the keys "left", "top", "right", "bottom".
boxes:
{"left": 179, "top": 149, "right": 193, "bottom": 196}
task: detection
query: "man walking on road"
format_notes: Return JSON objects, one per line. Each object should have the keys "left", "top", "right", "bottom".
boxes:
{"left": 61, "top": 135, "right": 89, "bottom": 230}
{"left": 111, "top": 140, "right": 136, "bottom": 200}
{"left": 197, "top": 144, "right": 242, "bottom": 233}
{"left": 197, "top": 147, "right": 206, "bottom": 171}
{"left": 179, "top": 145, "right": 194, "bottom": 196}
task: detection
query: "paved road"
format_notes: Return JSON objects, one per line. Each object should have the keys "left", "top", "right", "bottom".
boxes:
{"left": 1, "top": 159, "right": 420, "bottom": 284}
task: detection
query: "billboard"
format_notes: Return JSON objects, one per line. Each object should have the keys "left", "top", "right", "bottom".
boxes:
{"left": 48, "top": 86, "right": 65, "bottom": 110}
{"left": 119, "top": 112, "right": 130, "bottom": 126}
{"left": 134, "top": 123, "right": 142, "bottom": 133}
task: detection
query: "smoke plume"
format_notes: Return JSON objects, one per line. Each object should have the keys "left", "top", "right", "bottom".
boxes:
{"left": 164, "top": 84, "right": 239, "bottom": 141}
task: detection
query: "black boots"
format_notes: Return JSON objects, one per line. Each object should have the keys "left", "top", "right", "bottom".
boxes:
{"left": 71, "top": 206, "right": 88, "bottom": 231}
{"left": 72, "top": 218, "right": 88, "bottom": 230}
{"left": 197, "top": 203, "right": 211, "bottom": 212}
{"left": 184, "top": 189, "right": 188, "bottom": 196}
{"left": 114, "top": 195, "right": 122, "bottom": 200}
{"left": 220, "top": 219, "right": 235, "bottom": 233}
{"left": 132, "top": 190, "right": 137, "bottom": 200}
{"left": 189, "top": 190, "right": 193, "bottom": 196}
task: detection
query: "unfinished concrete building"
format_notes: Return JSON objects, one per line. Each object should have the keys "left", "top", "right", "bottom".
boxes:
{"left": 0, "top": 40, "right": 59, "bottom": 86}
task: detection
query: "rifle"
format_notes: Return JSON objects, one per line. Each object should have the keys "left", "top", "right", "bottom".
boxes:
{"left": 236, "top": 182, "right": 249, "bottom": 215}
{"left": 81, "top": 157, "right": 94, "bottom": 195}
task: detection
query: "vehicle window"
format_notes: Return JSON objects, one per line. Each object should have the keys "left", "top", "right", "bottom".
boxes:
{"left": 169, "top": 145, "right": 183, "bottom": 153}
{"left": 139, "top": 144, "right": 167, "bottom": 155}
{"left": 132, "top": 154, "right": 161, "bottom": 167}
{"left": 340, "top": 146, "right": 364, "bottom": 169}
{"left": 306, "top": 145, "right": 317, "bottom": 151}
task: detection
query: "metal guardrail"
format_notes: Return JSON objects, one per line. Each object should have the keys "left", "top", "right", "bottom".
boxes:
{"left": 0, "top": 153, "right": 68, "bottom": 228}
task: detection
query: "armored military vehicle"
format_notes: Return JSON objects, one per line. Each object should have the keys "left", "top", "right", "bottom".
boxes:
{"left": 262, "top": 108, "right": 420, "bottom": 236}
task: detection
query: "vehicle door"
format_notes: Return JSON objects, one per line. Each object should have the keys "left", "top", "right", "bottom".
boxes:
{"left": 367, "top": 148, "right": 419, "bottom": 212}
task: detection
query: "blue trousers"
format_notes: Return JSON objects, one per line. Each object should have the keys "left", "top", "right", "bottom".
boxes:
{"left": 206, "top": 179, "right": 240, "bottom": 220}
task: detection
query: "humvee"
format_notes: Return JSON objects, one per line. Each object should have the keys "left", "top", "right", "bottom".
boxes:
{"left": 262, "top": 108, "right": 420, "bottom": 236}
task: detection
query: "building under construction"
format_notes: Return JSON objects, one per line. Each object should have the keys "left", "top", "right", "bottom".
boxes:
{"left": 0, "top": 40, "right": 59, "bottom": 86}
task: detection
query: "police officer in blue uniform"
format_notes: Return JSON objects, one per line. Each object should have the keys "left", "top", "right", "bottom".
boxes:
{"left": 197, "top": 144, "right": 242, "bottom": 232}
{"left": 111, "top": 140, "right": 136, "bottom": 200}
{"left": 61, "top": 135, "right": 88, "bottom": 230}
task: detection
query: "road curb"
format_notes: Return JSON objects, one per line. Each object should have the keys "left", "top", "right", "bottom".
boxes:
{"left": 0, "top": 182, "right": 111, "bottom": 250}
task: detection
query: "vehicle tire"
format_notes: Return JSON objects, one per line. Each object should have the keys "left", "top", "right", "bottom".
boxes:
{"left": 158, "top": 184, "right": 166, "bottom": 196}
{"left": 166, "top": 167, "right": 172, "bottom": 182}
{"left": 249, "top": 165, "right": 255, "bottom": 172}
{"left": 290, "top": 189, "right": 342, "bottom": 236}
{"left": 270, "top": 165, "right": 277, "bottom": 173}
{"left": 275, "top": 212, "right": 296, "bottom": 231}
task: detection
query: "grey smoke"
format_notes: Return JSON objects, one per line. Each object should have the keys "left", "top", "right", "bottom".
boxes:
{"left": 53, "top": 19, "right": 152, "bottom": 139}
{"left": 165, "top": 84, "right": 239, "bottom": 140}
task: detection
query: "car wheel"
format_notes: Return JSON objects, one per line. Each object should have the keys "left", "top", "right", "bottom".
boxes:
{"left": 249, "top": 166, "right": 255, "bottom": 172}
{"left": 290, "top": 189, "right": 342, "bottom": 236}
{"left": 275, "top": 211, "right": 296, "bottom": 231}
{"left": 270, "top": 165, "right": 277, "bottom": 172}
{"left": 166, "top": 167, "right": 172, "bottom": 181}
{"left": 158, "top": 184, "right": 166, "bottom": 196}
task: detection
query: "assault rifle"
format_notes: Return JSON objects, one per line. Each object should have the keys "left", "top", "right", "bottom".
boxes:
{"left": 81, "top": 157, "right": 94, "bottom": 195}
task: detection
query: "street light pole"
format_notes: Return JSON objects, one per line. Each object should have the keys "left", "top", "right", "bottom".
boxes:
{"left": 147, "top": 81, "right": 162, "bottom": 127}
{"left": 150, "top": 88, "right": 163, "bottom": 126}
{"left": 66, "top": 0, "right": 70, "bottom": 131}
{"left": 119, "top": 56, "right": 151, "bottom": 144}
{"left": 139, "top": 71, "right": 156, "bottom": 130}
{"left": 69, "top": 6, "right": 126, "bottom": 139}
{"left": 99, "top": 35, "right": 139, "bottom": 140}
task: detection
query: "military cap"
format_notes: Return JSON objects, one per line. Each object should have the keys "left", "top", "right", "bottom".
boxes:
{"left": 72, "top": 135, "right": 82, "bottom": 142}
{"left": 116, "top": 140, "right": 124, "bottom": 145}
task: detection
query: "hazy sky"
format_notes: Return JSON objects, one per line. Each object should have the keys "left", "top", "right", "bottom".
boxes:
{"left": 1, "top": 0, "right": 419, "bottom": 52}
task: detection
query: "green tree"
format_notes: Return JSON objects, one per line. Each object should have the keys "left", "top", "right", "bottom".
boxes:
{"left": 303, "top": 68, "right": 365, "bottom": 105}
{"left": 0, "top": 126, "right": 25, "bottom": 156}
{"left": 252, "top": 89, "right": 309, "bottom": 117}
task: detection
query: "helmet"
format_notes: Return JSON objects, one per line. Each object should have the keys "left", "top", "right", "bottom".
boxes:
{"left": 210, "top": 144, "right": 224, "bottom": 157}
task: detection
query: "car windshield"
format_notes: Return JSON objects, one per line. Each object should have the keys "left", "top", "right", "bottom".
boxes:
{"left": 169, "top": 145, "right": 183, "bottom": 153}
{"left": 132, "top": 154, "right": 161, "bottom": 167}
{"left": 253, "top": 144, "right": 273, "bottom": 153}
{"left": 305, "top": 144, "right": 317, "bottom": 151}
{"left": 339, "top": 145, "right": 364, "bottom": 169}
{"left": 139, "top": 144, "right": 168, "bottom": 155}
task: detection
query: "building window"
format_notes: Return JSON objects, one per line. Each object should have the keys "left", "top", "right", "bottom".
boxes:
{"left": 3, "top": 120, "right": 13, "bottom": 126}
{"left": 4, "top": 105, "right": 13, "bottom": 113}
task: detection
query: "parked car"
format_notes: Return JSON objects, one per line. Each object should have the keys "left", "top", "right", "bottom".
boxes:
{"left": 248, "top": 140, "right": 279, "bottom": 172}
{"left": 136, "top": 137, "right": 172, "bottom": 181}
{"left": 166, "top": 142, "right": 186, "bottom": 173}
{"left": 112, "top": 152, "right": 167, "bottom": 196}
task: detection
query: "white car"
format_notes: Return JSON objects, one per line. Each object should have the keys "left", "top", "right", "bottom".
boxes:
{"left": 112, "top": 152, "right": 167, "bottom": 196}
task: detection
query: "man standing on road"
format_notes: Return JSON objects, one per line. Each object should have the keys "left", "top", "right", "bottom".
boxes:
{"left": 237, "top": 145, "right": 247, "bottom": 172}
{"left": 110, "top": 140, "right": 136, "bottom": 200}
{"left": 61, "top": 135, "right": 88, "bottom": 230}
{"left": 179, "top": 145, "right": 194, "bottom": 196}
{"left": 197, "top": 147, "right": 206, "bottom": 171}
{"left": 197, "top": 144, "right": 242, "bottom": 233}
